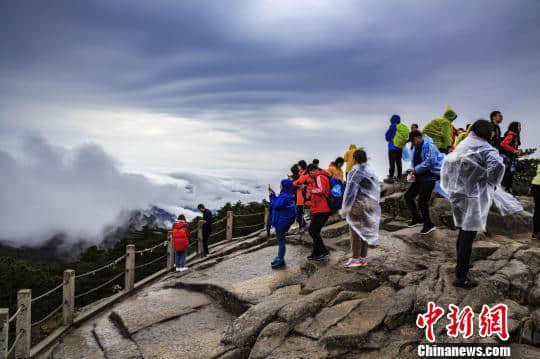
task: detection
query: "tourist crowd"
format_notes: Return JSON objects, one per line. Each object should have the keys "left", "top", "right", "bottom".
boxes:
{"left": 170, "top": 107, "right": 539, "bottom": 291}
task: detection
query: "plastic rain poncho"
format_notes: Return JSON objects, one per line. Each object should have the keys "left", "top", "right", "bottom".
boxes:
{"left": 441, "top": 133, "right": 505, "bottom": 231}
{"left": 340, "top": 163, "right": 381, "bottom": 245}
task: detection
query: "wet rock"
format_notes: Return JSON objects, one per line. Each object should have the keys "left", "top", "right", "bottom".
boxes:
{"left": 249, "top": 322, "right": 289, "bottom": 359}
{"left": 222, "top": 298, "right": 289, "bottom": 348}
{"left": 110, "top": 288, "right": 210, "bottom": 334}
{"left": 217, "top": 348, "right": 251, "bottom": 359}
{"left": 497, "top": 260, "right": 532, "bottom": 303}
{"left": 487, "top": 272, "right": 511, "bottom": 295}
{"left": 430, "top": 198, "right": 455, "bottom": 229}
{"left": 471, "top": 259, "right": 507, "bottom": 275}
{"left": 460, "top": 281, "right": 505, "bottom": 312}
{"left": 322, "top": 220, "right": 349, "bottom": 238}
{"left": 471, "top": 241, "right": 500, "bottom": 260}
{"left": 398, "top": 271, "right": 426, "bottom": 287}
{"left": 514, "top": 248, "right": 540, "bottom": 276}
{"left": 380, "top": 192, "right": 409, "bottom": 218}
{"left": 503, "top": 299, "right": 530, "bottom": 321}
{"left": 510, "top": 344, "right": 540, "bottom": 359}
{"left": 278, "top": 287, "right": 339, "bottom": 325}
{"left": 380, "top": 219, "right": 409, "bottom": 232}
{"left": 301, "top": 264, "right": 382, "bottom": 293}
{"left": 487, "top": 209, "right": 533, "bottom": 235}
{"left": 487, "top": 242, "right": 527, "bottom": 261}
{"left": 521, "top": 318, "right": 536, "bottom": 345}
{"left": 322, "top": 286, "right": 396, "bottom": 349}
{"left": 265, "top": 335, "right": 328, "bottom": 359}
{"left": 294, "top": 299, "right": 363, "bottom": 339}
{"left": 508, "top": 318, "right": 521, "bottom": 335}
{"left": 328, "top": 290, "right": 361, "bottom": 306}
{"left": 532, "top": 309, "right": 540, "bottom": 346}
{"left": 49, "top": 320, "right": 106, "bottom": 359}
{"left": 528, "top": 276, "right": 540, "bottom": 306}
{"left": 388, "top": 275, "right": 402, "bottom": 287}
{"left": 92, "top": 315, "right": 143, "bottom": 359}
{"left": 134, "top": 304, "right": 235, "bottom": 359}
{"left": 384, "top": 286, "right": 417, "bottom": 329}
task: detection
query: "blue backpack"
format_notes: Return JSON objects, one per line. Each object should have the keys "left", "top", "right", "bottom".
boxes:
{"left": 328, "top": 177, "right": 344, "bottom": 211}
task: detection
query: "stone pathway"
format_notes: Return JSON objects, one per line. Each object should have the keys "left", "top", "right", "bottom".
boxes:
{"left": 39, "top": 189, "right": 540, "bottom": 358}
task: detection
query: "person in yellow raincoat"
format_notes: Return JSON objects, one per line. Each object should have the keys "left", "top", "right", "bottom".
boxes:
{"left": 423, "top": 106, "right": 458, "bottom": 154}
{"left": 343, "top": 144, "right": 357, "bottom": 179}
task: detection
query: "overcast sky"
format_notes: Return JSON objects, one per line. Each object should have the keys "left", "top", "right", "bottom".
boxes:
{"left": 1, "top": 1, "right": 540, "bottom": 241}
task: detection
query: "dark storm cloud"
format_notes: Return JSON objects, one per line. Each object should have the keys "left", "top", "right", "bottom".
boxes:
{"left": 2, "top": 0, "right": 538, "bottom": 116}
{"left": 1, "top": 1, "right": 539, "bottom": 176}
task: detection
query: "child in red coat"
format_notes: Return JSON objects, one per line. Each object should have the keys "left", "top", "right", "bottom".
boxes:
{"left": 171, "top": 214, "right": 190, "bottom": 272}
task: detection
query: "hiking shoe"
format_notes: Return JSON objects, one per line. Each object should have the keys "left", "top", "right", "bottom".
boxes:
{"left": 311, "top": 252, "right": 330, "bottom": 261}
{"left": 307, "top": 253, "right": 317, "bottom": 260}
{"left": 344, "top": 258, "right": 367, "bottom": 268}
{"left": 453, "top": 277, "right": 478, "bottom": 289}
{"left": 420, "top": 224, "right": 436, "bottom": 235}
{"left": 271, "top": 259, "right": 286, "bottom": 269}
{"left": 408, "top": 218, "right": 423, "bottom": 228}
{"left": 179, "top": 267, "right": 189, "bottom": 272}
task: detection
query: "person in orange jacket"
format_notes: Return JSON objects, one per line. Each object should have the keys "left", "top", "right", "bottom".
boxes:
{"left": 293, "top": 160, "right": 312, "bottom": 233}
{"left": 326, "top": 157, "right": 345, "bottom": 182}
{"left": 306, "top": 164, "right": 332, "bottom": 260}
{"left": 343, "top": 144, "right": 357, "bottom": 179}
{"left": 171, "top": 214, "right": 190, "bottom": 272}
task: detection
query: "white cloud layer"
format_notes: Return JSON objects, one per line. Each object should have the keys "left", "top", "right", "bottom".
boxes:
{"left": 0, "top": 136, "right": 268, "bottom": 245}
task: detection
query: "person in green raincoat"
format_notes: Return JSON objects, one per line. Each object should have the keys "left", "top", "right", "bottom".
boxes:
{"left": 423, "top": 106, "right": 458, "bottom": 154}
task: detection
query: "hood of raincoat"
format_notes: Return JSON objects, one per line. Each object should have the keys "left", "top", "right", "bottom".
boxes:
{"left": 173, "top": 221, "right": 188, "bottom": 229}
{"left": 443, "top": 106, "right": 457, "bottom": 122}
{"left": 390, "top": 114, "right": 401, "bottom": 124}
{"left": 348, "top": 144, "right": 357, "bottom": 150}
{"left": 341, "top": 163, "right": 381, "bottom": 245}
{"left": 280, "top": 178, "right": 295, "bottom": 195}
{"left": 441, "top": 133, "right": 505, "bottom": 231}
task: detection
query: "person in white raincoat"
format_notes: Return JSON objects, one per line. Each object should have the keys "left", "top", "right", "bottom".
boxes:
{"left": 339, "top": 148, "right": 381, "bottom": 268}
{"left": 441, "top": 119, "right": 505, "bottom": 289}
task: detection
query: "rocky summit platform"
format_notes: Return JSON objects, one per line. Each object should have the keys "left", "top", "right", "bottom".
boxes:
{"left": 40, "top": 185, "right": 540, "bottom": 358}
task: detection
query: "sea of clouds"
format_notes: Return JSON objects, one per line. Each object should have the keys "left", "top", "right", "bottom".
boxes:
{"left": 0, "top": 135, "right": 268, "bottom": 246}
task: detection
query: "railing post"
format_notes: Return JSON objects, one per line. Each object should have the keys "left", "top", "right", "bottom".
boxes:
{"left": 16, "top": 289, "right": 31, "bottom": 359}
{"left": 264, "top": 207, "right": 270, "bottom": 238}
{"left": 125, "top": 245, "right": 135, "bottom": 292}
{"left": 63, "top": 270, "right": 75, "bottom": 326}
{"left": 197, "top": 222, "right": 203, "bottom": 256}
{"left": 226, "top": 211, "right": 233, "bottom": 242}
{"left": 0, "top": 308, "right": 8, "bottom": 358}
{"left": 166, "top": 234, "right": 175, "bottom": 270}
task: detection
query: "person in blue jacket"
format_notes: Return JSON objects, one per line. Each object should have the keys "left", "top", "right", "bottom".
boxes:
{"left": 405, "top": 130, "right": 444, "bottom": 235}
{"left": 268, "top": 179, "right": 297, "bottom": 269}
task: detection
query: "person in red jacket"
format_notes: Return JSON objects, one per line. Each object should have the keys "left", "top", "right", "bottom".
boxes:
{"left": 171, "top": 214, "right": 190, "bottom": 272}
{"left": 306, "top": 163, "right": 332, "bottom": 260}
{"left": 293, "top": 160, "right": 312, "bottom": 234}
{"left": 500, "top": 122, "right": 523, "bottom": 192}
